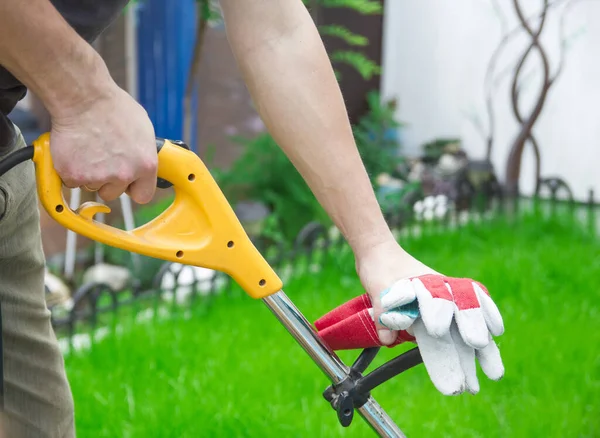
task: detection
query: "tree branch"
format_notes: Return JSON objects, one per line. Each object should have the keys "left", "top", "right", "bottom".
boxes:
{"left": 509, "top": 0, "right": 549, "bottom": 191}
{"left": 483, "top": 0, "right": 566, "bottom": 159}
{"left": 505, "top": 0, "right": 552, "bottom": 196}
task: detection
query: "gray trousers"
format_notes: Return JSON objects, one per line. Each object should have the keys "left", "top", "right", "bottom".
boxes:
{"left": 0, "top": 127, "right": 75, "bottom": 437}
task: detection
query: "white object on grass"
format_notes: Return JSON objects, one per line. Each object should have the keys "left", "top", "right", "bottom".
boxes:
{"left": 413, "top": 195, "right": 449, "bottom": 222}
{"left": 82, "top": 263, "right": 132, "bottom": 292}
{"left": 44, "top": 269, "right": 73, "bottom": 310}
{"left": 160, "top": 263, "right": 223, "bottom": 303}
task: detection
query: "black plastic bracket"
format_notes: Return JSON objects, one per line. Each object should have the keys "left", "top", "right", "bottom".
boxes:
{"left": 323, "top": 347, "right": 423, "bottom": 427}
{"left": 155, "top": 138, "right": 190, "bottom": 189}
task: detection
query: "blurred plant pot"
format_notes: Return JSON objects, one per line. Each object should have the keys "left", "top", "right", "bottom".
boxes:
{"left": 234, "top": 201, "right": 271, "bottom": 237}
{"left": 376, "top": 173, "right": 404, "bottom": 199}
{"left": 366, "top": 127, "right": 399, "bottom": 143}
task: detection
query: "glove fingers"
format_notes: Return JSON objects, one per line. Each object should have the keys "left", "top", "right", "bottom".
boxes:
{"left": 379, "top": 300, "right": 419, "bottom": 330}
{"left": 473, "top": 282, "right": 504, "bottom": 337}
{"left": 413, "top": 277, "right": 454, "bottom": 338}
{"left": 380, "top": 279, "right": 417, "bottom": 311}
{"left": 475, "top": 335, "right": 505, "bottom": 381}
{"left": 449, "top": 319, "right": 479, "bottom": 395}
{"left": 379, "top": 311, "right": 417, "bottom": 331}
{"left": 413, "top": 318, "right": 466, "bottom": 396}
{"left": 450, "top": 280, "right": 490, "bottom": 349}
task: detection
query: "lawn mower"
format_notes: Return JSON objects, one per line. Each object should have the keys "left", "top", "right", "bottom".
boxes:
{"left": 0, "top": 133, "right": 424, "bottom": 437}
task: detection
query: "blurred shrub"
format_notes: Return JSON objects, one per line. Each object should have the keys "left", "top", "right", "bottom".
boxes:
{"left": 214, "top": 91, "right": 405, "bottom": 242}
{"left": 353, "top": 90, "right": 406, "bottom": 181}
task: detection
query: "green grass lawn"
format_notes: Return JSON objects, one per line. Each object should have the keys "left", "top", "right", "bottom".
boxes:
{"left": 64, "top": 209, "right": 600, "bottom": 437}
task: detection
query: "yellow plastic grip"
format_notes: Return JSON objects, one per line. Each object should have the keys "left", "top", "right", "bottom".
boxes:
{"left": 32, "top": 133, "right": 283, "bottom": 299}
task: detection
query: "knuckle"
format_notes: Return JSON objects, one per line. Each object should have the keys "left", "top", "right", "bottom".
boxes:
{"left": 62, "top": 170, "right": 84, "bottom": 187}
{"left": 140, "top": 154, "right": 158, "bottom": 174}
{"left": 115, "top": 167, "right": 135, "bottom": 184}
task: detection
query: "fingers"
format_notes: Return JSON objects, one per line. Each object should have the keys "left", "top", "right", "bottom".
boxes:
{"left": 448, "top": 279, "right": 490, "bottom": 349}
{"left": 379, "top": 278, "right": 419, "bottom": 331}
{"left": 379, "top": 275, "right": 504, "bottom": 348}
{"left": 126, "top": 152, "right": 158, "bottom": 204}
{"left": 378, "top": 330, "right": 397, "bottom": 345}
{"left": 379, "top": 301, "right": 419, "bottom": 331}
{"left": 449, "top": 320, "right": 479, "bottom": 394}
{"left": 473, "top": 282, "right": 504, "bottom": 336}
{"left": 127, "top": 173, "right": 157, "bottom": 205}
{"left": 453, "top": 307, "right": 489, "bottom": 349}
{"left": 367, "top": 307, "right": 398, "bottom": 345}
{"left": 381, "top": 279, "right": 417, "bottom": 310}
{"left": 374, "top": 274, "right": 504, "bottom": 397}
{"left": 413, "top": 277, "right": 454, "bottom": 338}
{"left": 415, "top": 317, "right": 504, "bottom": 396}
{"left": 82, "top": 185, "right": 101, "bottom": 192}
{"left": 50, "top": 127, "right": 158, "bottom": 204}
{"left": 414, "top": 316, "right": 505, "bottom": 396}
{"left": 58, "top": 164, "right": 156, "bottom": 204}
{"left": 58, "top": 168, "right": 92, "bottom": 190}
{"left": 475, "top": 334, "right": 505, "bottom": 381}
{"left": 98, "top": 181, "right": 130, "bottom": 203}
{"left": 412, "top": 318, "right": 466, "bottom": 396}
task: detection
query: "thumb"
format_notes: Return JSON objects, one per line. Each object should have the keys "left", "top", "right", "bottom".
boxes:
{"left": 368, "top": 289, "right": 398, "bottom": 345}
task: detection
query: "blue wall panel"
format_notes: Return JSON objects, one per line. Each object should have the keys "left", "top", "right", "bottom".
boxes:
{"left": 136, "top": 0, "right": 198, "bottom": 150}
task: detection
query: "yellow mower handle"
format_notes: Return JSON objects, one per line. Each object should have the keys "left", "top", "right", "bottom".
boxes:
{"left": 32, "top": 133, "right": 282, "bottom": 299}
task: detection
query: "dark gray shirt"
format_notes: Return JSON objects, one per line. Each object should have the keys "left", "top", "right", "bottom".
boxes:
{"left": 0, "top": 0, "right": 128, "bottom": 149}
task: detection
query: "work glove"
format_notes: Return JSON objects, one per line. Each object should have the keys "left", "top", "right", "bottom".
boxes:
{"left": 379, "top": 274, "right": 505, "bottom": 395}
{"left": 315, "top": 274, "right": 505, "bottom": 396}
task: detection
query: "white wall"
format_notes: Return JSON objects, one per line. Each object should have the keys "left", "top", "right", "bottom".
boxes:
{"left": 381, "top": 0, "right": 600, "bottom": 201}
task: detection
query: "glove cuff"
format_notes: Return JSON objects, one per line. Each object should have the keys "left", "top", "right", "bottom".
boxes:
{"left": 314, "top": 293, "right": 415, "bottom": 350}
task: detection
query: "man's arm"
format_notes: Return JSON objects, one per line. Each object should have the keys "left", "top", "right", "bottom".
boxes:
{"left": 0, "top": 0, "right": 109, "bottom": 118}
{"left": 218, "top": 0, "right": 445, "bottom": 345}
{"left": 218, "top": 0, "right": 396, "bottom": 259}
{"left": 0, "top": 0, "right": 158, "bottom": 204}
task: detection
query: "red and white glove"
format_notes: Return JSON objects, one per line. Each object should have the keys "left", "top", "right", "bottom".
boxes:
{"left": 315, "top": 274, "right": 505, "bottom": 396}
{"left": 378, "top": 274, "right": 505, "bottom": 395}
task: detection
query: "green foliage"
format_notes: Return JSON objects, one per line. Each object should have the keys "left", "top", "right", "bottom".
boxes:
{"left": 422, "top": 138, "right": 461, "bottom": 161}
{"left": 211, "top": 91, "right": 404, "bottom": 242}
{"left": 329, "top": 51, "right": 381, "bottom": 80}
{"left": 376, "top": 180, "right": 422, "bottom": 215}
{"left": 196, "top": 0, "right": 222, "bottom": 23}
{"left": 309, "top": 0, "right": 383, "bottom": 80}
{"left": 353, "top": 90, "right": 405, "bottom": 179}
{"left": 318, "top": 25, "right": 369, "bottom": 46}
{"left": 215, "top": 134, "right": 330, "bottom": 242}
{"left": 316, "top": 0, "right": 382, "bottom": 14}
{"left": 206, "top": 89, "right": 405, "bottom": 243}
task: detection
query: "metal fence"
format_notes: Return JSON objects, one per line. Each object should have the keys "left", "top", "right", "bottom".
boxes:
{"left": 49, "top": 176, "right": 599, "bottom": 349}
